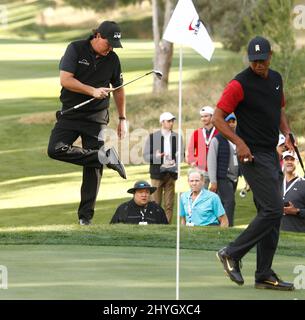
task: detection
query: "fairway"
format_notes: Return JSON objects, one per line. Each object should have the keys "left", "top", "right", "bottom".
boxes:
{"left": 0, "top": 246, "right": 304, "bottom": 300}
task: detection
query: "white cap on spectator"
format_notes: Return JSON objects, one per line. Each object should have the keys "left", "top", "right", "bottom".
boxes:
{"left": 199, "top": 106, "right": 214, "bottom": 116}
{"left": 159, "top": 112, "right": 176, "bottom": 123}
{"left": 277, "top": 134, "right": 285, "bottom": 146}
{"left": 282, "top": 150, "right": 298, "bottom": 161}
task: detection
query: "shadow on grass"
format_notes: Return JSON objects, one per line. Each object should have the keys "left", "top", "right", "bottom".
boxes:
{"left": 0, "top": 97, "right": 59, "bottom": 117}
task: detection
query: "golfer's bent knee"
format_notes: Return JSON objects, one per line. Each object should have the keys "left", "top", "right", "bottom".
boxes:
{"left": 47, "top": 143, "right": 70, "bottom": 160}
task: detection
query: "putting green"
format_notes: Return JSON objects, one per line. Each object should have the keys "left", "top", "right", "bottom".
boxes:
{"left": 0, "top": 246, "right": 304, "bottom": 300}
{"left": 179, "top": 249, "right": 305, "bottom": 300}
{"left": 0, "top": 245, "right": 176, "bottom": 300}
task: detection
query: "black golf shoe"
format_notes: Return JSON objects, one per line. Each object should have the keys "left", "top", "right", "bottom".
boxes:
{"left": 255, "top": 274, "right": 295, "bottom": 291}
{"left": 216, "top": 247, "right": 244, "bottom": 285}
{"left": 79, "top": 218, "right": 92, "bottom": 226}
{"left": 105, "top": 147, "right": 127, "bottom": 179}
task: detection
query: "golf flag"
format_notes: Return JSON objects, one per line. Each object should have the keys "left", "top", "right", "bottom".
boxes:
{"left": 163, "top": 0, "right": 214, "bottom": 61}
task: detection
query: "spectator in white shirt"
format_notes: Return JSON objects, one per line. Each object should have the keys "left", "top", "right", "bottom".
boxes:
{"left": 143, "top": 112, "right": 184, "bottom": 223}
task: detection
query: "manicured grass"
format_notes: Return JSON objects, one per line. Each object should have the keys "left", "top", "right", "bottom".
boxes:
{"left": 0, "top": 245, "right": 176, "bottom": 300}
{"left": 0, "top": 245, "right": 303, "bottom": 300}
{"left": 180, "top": 249, "right": 305, "bottom": 300}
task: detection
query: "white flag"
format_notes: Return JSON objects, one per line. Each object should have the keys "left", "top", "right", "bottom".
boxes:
{"left": 163, "top": 0, "right": 214, "bottom": 61}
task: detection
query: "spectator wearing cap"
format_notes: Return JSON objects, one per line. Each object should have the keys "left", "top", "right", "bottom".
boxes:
{"left": 277, "top": 133, "right": 287, "bottom": 171}
{"left": 281, "top": 151, "right": 305, "bottom": 233}
{"left": 187, "top": 106, "right": 218, "bottom": 189}
{"left": 110, "top": 181, "right": 168, "bottom": 224}
{"left": 208, "top": 113, "right": 239, "bottom": 226}
{"left": 143, "top": 112, "right": 184, "bottom": 223}
{"left": 48, "top": 20, "right": 126, "bottom": 226}
{"left": 180, "top": 169, "right": 228, "bottom": 227}
{"left": 213, "top": 36, "right": 295, "bottom": 290}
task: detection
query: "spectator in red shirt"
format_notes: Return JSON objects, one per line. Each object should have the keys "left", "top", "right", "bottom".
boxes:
{"left": 187, "top": 106, "right": 218, "bottom": 189}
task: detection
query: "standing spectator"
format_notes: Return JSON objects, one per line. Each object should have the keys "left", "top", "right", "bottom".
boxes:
{"left": 110, "top": 181, "right": 168, "bottom": 225}
{"left": 187, "top": 106, "right": 218, "bottom": 189}
{"left": 48, "top": 21, "right": 126, "bottom": 226}
{"left": 213, "top": 36, "right": 294, "bottom": 290}
{"left": 143, "top": 112, "right": 184, "bottom": 223}
{"left": 208, "top": 113, "right": 239, "bottom": 226}
{"left": 277, "top": 133, "right": 286, "bottom": 171}
{"left": 180, "top": 169, "right": 228, "bottom": 227}
{"left": 281, "top": 151, "right": 305, "bottom": 233}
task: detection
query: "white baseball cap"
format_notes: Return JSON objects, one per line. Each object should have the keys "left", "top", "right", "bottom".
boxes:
{"left": 282, "top": 150, "right": 298, "bottom": 161}
{"left": 277, "top": 134, "right": 285, "bottom": 146}
{"left": 199, "top": 106, "right": 214, "bottom": 116}
{"left": 159, "top": 112, "right": 176, "bottom": 123}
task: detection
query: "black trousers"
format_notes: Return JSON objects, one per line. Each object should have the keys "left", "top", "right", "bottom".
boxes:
{"left": 226, "top": 151, "right": 283, "bottom": 281}
{"left": 48, "top": 118, "right": 105, "bottom": 220}
{"left": 217, "top": 178, "right": 238, "bottom": 227}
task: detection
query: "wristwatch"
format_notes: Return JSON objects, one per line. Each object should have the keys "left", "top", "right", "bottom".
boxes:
{"left": 119, "top": 116, "right": 126, "bottom": 120}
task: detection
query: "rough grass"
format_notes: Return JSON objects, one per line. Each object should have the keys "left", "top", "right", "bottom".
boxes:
{"left": 0, "top": 224, "right": 304, "bottom": 258}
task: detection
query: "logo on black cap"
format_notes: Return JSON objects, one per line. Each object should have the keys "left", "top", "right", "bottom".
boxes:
{"left": 248, "top": 36, "right": 271, "bottom": 61}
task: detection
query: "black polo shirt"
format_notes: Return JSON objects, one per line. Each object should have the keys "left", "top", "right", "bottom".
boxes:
{"left": 110, "top": 199, "right": 169, "bottom": 224}
{"left": 59, "top": 37, "right": 123, "bottom": 123}
{"left": 217, "top": 67, "right": 284, "bottom": 152}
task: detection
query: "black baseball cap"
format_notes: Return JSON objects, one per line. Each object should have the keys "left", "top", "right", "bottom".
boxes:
{"left": 96, "top": 21, "right": 122, "bottom": 48}
{"left": 247, "top": 36, "right": 271, "bottom": 61}
{"left": 127, "top": 181, "right": 157, "bottom": 194}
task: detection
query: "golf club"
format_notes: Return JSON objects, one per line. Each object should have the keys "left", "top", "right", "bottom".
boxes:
{"left": 56, "top": 70, "right": 163, "bottom": 120}
{"left": 289, "top": 133, "right": 305, "bottom": 177}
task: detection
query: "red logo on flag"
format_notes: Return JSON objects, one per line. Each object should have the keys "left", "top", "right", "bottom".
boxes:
{"left": 189, "top": 19, "right": 195, "bottom": 31}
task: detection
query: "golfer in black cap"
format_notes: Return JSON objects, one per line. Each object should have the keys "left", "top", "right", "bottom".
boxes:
{"left": 213, "top": 36, "right": 295, "bottom": 290}
{"left": 110, "top": 181, "right": 168, "bottom": 224}
{"left": 48, "top": 21, "right": 126, "bottom": 226}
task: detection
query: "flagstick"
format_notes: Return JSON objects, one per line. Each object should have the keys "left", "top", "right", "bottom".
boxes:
{"left": 176, "top": 45, "right": 183, "bottom": 301}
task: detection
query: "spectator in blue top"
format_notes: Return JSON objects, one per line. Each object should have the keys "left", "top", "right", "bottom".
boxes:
{"left": 180, "top": 169, "right": 228, "bottom": 227}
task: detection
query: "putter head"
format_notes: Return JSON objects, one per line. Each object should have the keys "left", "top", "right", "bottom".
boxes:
{"left": 152, "top": 70, "right": 163, "bottom": 80}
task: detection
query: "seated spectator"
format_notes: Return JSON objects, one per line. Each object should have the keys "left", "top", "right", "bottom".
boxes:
{"left": 208, "top": 113, "right": 239, "bottom": 226}
{"left": 110, "top": 181, "right": 168, "bottom": 224}
{"left": 281, "top": 151, "right": 305, "bottom": 233}
{"left": 180, "top": 169, "right": 228, "bottom": 227}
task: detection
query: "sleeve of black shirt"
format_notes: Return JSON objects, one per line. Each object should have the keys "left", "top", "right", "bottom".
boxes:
{"left": 59, "top": 43, "right": 78, "bottom": 74}
{"left": 110, "top": 204, "right": 124, "bottom": 224}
